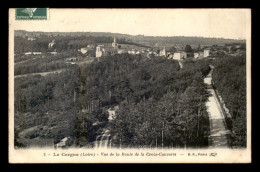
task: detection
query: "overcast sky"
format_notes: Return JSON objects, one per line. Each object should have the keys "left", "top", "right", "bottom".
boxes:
{"left": 11, "top": 9, "right": 250, "bottom": 40}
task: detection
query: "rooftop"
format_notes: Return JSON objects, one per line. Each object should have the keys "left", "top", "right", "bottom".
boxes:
{"left": 174, "top": 51, "right": 186, "bottom": 53}
{"left": 102, "top": 47, "right": 117, "bottom": 52}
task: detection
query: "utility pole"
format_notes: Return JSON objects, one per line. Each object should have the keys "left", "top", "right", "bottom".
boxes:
{"left": 156, "top": 137, "right": 157, "bottom": 149}
{"left": 74, "top": 88, "right": 76, "bottom": 103}
{"left": 120, "top": 137, "right": 122, "bottom": 149}
{"left": 197, "top": 96, "right": 202, "bottom": 145}
{"left": 109, "top": 90, "right": 111, "bottom": 105}
{"left": 162, "top": 121, "right": 164, "bottom": 148}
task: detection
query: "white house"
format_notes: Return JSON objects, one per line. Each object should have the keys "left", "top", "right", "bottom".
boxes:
{"left": 87, "top": 44, "right": 95, "bottom": 49}
{"left": 159, "top": 47, "right": 166, "bottom": 57}
{"left": 80, "top": 48, "right": 88, "bottom": 54}
{"left": 194, "top": 52, "right": 204, "bottom": 58}
{"left": 204, "top": 49, "right": 210, "bottom": 57}
{"left": 128, "top": 49, "right": 137, "bottom": 55}
{"left": 96, "top": 46, "right": 103, "bottom": 57}
{"left": 173, "top": 51, "right": 187, "bottom": 60}
{"left": 96, "top": 45, "right": 117, "bottom": 57}
{"left": 117, "top": 49, "right": 127, "bottom": 54}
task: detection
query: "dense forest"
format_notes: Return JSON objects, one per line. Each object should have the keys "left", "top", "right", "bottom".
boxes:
{"left": 212, "top": 55, "right": 247, "bottom": 147}
{"left": 76, "top": 54, "right": 211, "bottom": 148}
{"left": 14, "top": 67, "right": 79, "bottom": 147}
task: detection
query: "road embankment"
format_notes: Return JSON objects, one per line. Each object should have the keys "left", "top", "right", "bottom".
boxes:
{"left": 204, "top": 66, "right": 231, "bottom": 148}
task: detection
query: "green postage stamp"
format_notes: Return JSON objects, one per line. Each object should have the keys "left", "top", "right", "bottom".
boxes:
{"left": 16, "top": 8, "right": 47, "bottom": 20}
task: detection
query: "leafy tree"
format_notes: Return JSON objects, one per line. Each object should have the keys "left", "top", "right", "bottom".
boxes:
{"left": 168, "top": 46, "right": 176, "bottom": 52}
{"left": 185, "top": 45, "right": 193, "bottom": 53}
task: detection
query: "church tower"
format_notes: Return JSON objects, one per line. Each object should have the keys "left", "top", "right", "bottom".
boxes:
{"left": 112, "top": 37, "right": 118, "bottom": 48}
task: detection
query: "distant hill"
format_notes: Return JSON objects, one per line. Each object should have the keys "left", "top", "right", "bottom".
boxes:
{"left": 15, "top": 30, "right": 245, "bottom": 47}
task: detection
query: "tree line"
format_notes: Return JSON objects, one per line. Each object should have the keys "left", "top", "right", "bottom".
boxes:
{"left": 76, "top": 54, "right": 211, "bottom": 148}
{"left": 14, "top": 67, "right": 79, "bottom": 147}
{"left": 212, "top": 55, "right": 246, "bottom": 147}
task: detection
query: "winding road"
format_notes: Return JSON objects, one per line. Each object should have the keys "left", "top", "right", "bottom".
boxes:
{"left": 94, "top": 130, "right": 112, "bottom": 149}
{"left": 93, "top": 106, "right": 118, "bottom": 149}
{"left": 14, "top": 69, "right": 66, "bottom": 79}
{"left": 204, "top": 65, "right": 230, "bottom": 148}
{"left": 14, "top": 57, "right": 41, "bottom": 65}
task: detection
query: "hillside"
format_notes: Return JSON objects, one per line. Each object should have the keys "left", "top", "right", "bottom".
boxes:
{"left": 15, "top": 30, "right": 245, "bottom": 47}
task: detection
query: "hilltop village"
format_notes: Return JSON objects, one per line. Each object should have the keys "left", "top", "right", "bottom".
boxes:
{"left": 95, "top": 37, "right": 212, "bottom": 59}
{"left": 61, "top": 36, "right": 245, "bottom": 61}
{"left": 15, "top": 32, "right": 246, "bottom": 65}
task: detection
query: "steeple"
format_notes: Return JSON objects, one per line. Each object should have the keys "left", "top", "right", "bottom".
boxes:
{"left": 112, "top": 36, "right": 118, "bottom": 48}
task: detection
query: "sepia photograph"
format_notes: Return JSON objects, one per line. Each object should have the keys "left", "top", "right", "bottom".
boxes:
{"left": 8, "top": 8, "right": 251, "bottom": 163}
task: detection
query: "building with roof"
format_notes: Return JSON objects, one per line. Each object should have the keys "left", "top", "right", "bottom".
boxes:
{"left": 117, "top": 49, "right": 127, "bottom": 54}
{"left": 204, "top": 49, "right": 210, "bottom": 57}
{"left": 96, "top": 46, "right": 103, "bottom": 57}
{"left": 158, "top": 47, "right": 177, "bottom": 58}
{"left": 95, "top": 37, "right": 120, "bottom": 57}
{"left": 112, "top": 37, "right": 118, "bottom": 48}
{"left": 194, "top": 52, "right": 204, "bottom": 58}
{"left": 96, "top": 45, "right": 117, "bottom": 57}
{"left": 173, "top": 51, "right": 187, "bottom": 60}
{"left": 87, "top": 44, "right": 95, "bottom": 49}
{"left": 80, "top": 46, "right": 94, "bottom": 54}
{"left": 95, "top": 37, "right": 150, "bottom": 57}
{"left": 80, "top": 48, "right": 88, "bottom": 54}
{"left": 128, "top": 49, "right": 139, "bottom": 55}
{"left": 159, "top": 47, "right": 167, "bottom": 57}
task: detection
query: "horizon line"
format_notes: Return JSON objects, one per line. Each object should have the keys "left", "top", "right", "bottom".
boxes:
{"left": 15, "top": 30, "right": 246, "bottom": 41}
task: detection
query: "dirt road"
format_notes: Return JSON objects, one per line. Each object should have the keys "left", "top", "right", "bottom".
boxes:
{"left": 14, "top": 69, "right": 66, "bottom": 79}
{"left": 204, "top": 66, "right": 230, "bottom": 148}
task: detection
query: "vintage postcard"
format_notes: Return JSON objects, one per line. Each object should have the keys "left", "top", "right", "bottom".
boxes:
{"left": 8, "top": 8, "right": 251, "bottom": 163}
